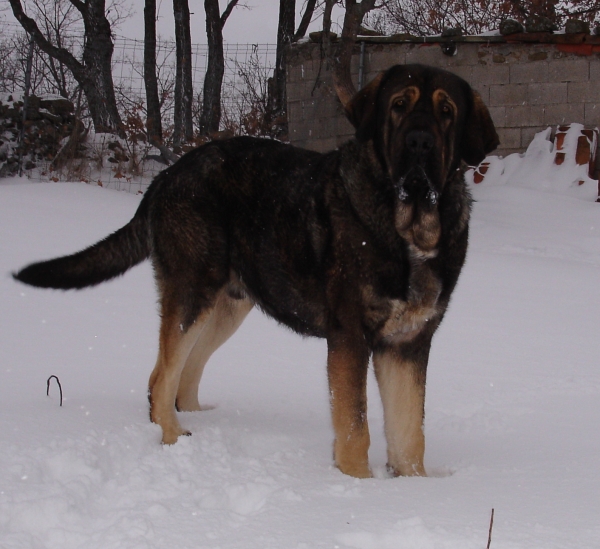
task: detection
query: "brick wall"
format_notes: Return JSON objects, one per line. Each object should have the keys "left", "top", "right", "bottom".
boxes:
{"left": 286, "top": 34, "right": 600, "bottom": 158}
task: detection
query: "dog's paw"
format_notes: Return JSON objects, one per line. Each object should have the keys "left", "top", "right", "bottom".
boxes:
{"left": 386, "top": 462, "right": 426, "bottom": 477}
{"left": 336, "top": 461, "right": 372, "bottom": 479}
{"left": 161, "top": 429, "right": 192, "bottom": 445}
{"left": 175, "top": 392, "right": 217, "bottom": 412}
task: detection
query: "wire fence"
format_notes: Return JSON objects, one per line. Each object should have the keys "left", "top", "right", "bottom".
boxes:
{"left": 0, "top": 21, "right": 277, "bottom": 192}
{"left": 111, "top": 35, "right": 278, "bottom": 131}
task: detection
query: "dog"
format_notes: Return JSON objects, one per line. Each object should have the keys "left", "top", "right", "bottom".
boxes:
{"left": 13, "top": 64, "right": 498, "bottom": 478}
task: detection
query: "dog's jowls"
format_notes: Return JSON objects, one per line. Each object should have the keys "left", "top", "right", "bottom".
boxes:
{"left": 13, "top": 64, "right": 499, "bottom": 478}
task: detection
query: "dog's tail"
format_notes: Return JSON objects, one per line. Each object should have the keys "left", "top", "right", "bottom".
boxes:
{"left": 12, "top": 200, "right": 151, "bottom": 290}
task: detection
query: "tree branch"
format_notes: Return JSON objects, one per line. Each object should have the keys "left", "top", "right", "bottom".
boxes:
{"left": 149, "top": 138, "right": 180, "bottom": 165}
{"left": 8, "top": 0, "right": 84, "bottom": 79}
{"left": 331, "top": 0, "right": 377, "bottom": 105}
{"left": 67, "top": 0, "right": 87, "bottom": 15}
{"left": 559, "top": 5, "right": 600, "bottom": 17}
{"left": 321, "top": 0, "right": 336, "bottom": 64}
{"left": 220, "top": 0, "right": 240, "bottom": 26}
{"left": 294, "top": 0, "right": 317, "bottom": 41}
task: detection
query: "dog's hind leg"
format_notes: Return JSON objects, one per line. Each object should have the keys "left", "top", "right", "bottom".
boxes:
{"left": 148, "top": 295, "right": 216, "bottom": 445}
{"left": 146, "top": 191, "right": 235, "bottom": 443}
{"left": 373, "top": 347, "right": 427, "bottom": 477}
{"left": 176, "top": 291, "right": 254, "bottom": 412}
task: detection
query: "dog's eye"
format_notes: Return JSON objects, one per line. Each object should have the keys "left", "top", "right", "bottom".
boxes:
{"left": 440, "top": 104, "right": 452, "bottom": 117}
{"left": 392, "top": 99, "right": 406, "bottom": 111}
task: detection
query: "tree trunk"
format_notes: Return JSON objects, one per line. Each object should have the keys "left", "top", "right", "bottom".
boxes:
{"left": 270, "top": 0, "right": 295, "bottom": 117}
{"left": 199, "top": 0, "right": 239, "bottom": 137}
{"left": 173, "top": 0, "right": 194, "bottom": 146}
{"left": 80, "top": 0, "right": 123, "bottom": 134}
{"left": 268, "top": 0, "right": 316, "bottom": 138}
{"left": 321, "top": 0, "right": 335, "bottom": 71}
{"left": 144, "top": 0, "right": 163, "bottom": 143}
{"left": 8, "top": 0, "right": 123, "bottom": 135}
{"left": 199, "top": 0, "right": 224, "bottom": 136}
{"left": 294, "top": 0, "right": 317, "bottom": 41}
{"left": 327, "top": 0, "right": 377, "bottom": 107}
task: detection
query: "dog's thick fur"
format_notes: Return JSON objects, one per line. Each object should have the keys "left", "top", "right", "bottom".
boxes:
{"left": 13, "top": 64, "right": 498, "bottom": 478}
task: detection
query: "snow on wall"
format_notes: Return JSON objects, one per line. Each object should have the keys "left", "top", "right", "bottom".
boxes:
{"left": 469, "top": 123, "right": 600, "bottom": 201}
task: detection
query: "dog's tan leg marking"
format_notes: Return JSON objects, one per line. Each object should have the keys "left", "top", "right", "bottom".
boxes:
{"left": 176, "top": 294, "right": 253, "bottom": 411}
{"left": 373, "top": 350, "right": 427, "bottom": 477}
{"left": 148, "top": 307, "right": 212, "bottom": 445}
{"left": 327, "top": 338, "right": 371, "bottom": 478}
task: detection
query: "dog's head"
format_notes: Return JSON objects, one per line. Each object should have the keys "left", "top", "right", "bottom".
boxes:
{"left": 345, "top": 64, "right": 498, "bottom": 254}
{"left": 346, "top": 64, "right": 499, "bottom": 200}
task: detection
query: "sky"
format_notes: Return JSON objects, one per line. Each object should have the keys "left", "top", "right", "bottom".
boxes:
{"left": 148, "top": 0, "right": 284, "bottom": 44}
{"left": 143, "top": 0, "right": 345, "bottom": 45}
{"left": 0, "top": 0, "right": 340, "bottom": 46}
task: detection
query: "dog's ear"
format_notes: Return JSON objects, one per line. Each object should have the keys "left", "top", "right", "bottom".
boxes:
{"left": 344, "top": 72, "right": 385, "bottom": 141}
{"left": 460, "top": 91, "right": 500, "bottom": 167}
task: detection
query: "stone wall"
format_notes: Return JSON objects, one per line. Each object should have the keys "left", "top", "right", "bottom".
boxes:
{"left": 286, "top": 34, "right": 600, "bottom": 159}
{"left": 0, "top": 93, "right": 75, "bottom": 177}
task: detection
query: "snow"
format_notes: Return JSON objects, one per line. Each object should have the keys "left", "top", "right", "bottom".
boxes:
{"left": 468, "top": 124, "right": 599, "bottom": 202}
{"left": 0, "top": 92, "right": 25, "bottom": 103}
{"left": 1, "top": 139, "right": 600, "bottom": 548}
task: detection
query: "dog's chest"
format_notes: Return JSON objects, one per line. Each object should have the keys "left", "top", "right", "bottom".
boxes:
{"left": 363, "top": 258, "right": 441, "bottom": 344}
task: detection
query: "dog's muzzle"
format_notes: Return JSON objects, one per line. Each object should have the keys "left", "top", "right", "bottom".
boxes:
{"left": 397, "top": 166, "right": 438, "bottom": 206}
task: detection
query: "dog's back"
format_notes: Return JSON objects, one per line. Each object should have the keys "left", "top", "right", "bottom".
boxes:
{"left": 12, "top": 136, "right": 325, "bottom": 296}
{"left": 147, "top": 136, "right": 334, "bottom": 336}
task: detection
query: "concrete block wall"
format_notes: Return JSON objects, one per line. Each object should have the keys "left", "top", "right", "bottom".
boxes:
{"left": 286, "top": 36, "right": 600, "bottom": 158}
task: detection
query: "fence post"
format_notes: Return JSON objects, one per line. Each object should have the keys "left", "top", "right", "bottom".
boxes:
{"left": 18, "top": 37, "right": 35, "bottom": 177}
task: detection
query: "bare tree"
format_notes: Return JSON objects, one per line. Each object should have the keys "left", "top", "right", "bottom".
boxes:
{"left": 268, "top": 0, "right": 317, "bottom": 135}
{"left": 113, "top": 35, "right": 179, "bottom": 163}
{"left": 0, "top": 1, "right": 81, "bottom": 99}
{"left": 366, "top": 0, "right": 600, "bottom": 36}
{"left": 144, "top": 0, "right": 163, "bottom": 144}
{"left": 365, "top": 0, "right": 505, "bottom": 35}
{"left": 271, "top": 0, "right": 296, "bottom": 118}
{"left": 322, "top": 0, "right": 377, "bottom": 107}
{"left": 0, "top": 32, "right": 23, "bottom": 94}
{"left": 172, "top": 0, "right": 193, "bottom": 145}
{"left": 8, "top": 0, "right": 124, "bottom": 135}
{"left": 0, "top": 32, "right": 68, "bottom": 99}
{"left": 513, "top": 0, "right": 600, "bottom": 27}
{"left": 27, "top": 0, "right": 81, "bottom": 98}
{"left": 222, "top": 48, "right": 275, "bottom": 137}
{"left": 198, "top": 0, "right": 240, "bottom": 136}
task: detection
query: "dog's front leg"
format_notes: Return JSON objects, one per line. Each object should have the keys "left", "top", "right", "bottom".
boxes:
{"left": 327, "top": 332, "right": 371, "bottom": 478}
{"left": 373, "top": 347, "right": 427, "bottom": 477}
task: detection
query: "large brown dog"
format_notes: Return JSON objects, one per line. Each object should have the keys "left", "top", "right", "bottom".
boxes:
{"left": 13, "top": 64, "right": 498, "bottom": 478}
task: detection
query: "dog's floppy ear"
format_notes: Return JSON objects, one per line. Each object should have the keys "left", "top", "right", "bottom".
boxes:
{"left": 344, "top": 72, "right": 385, "bottom": 141}
{"left": 460, "top": 91, "right": 500, "bottom": 166}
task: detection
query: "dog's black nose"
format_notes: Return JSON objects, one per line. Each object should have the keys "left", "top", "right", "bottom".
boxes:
{"left": 405, "top": 131, "right": 434, "bottom": 156}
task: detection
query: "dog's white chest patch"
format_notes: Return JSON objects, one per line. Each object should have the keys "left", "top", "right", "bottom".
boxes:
{"left": 379, "top": 262, "right": 441, "bottom": 344}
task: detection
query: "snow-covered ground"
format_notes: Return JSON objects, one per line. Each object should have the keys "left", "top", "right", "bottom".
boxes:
{"left": 1, "top": 139, "right": 599, "bottom": 548}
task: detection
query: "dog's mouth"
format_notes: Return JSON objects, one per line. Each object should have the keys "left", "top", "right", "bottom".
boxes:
{"left": 393, "top": 164, "right": 442, "bottom": 255}
{"left": 395, "top": 166, "right": 439, "bottom": 208}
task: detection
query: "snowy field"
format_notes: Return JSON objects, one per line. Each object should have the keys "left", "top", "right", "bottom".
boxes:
{"left": 1, "top": 142, "right": 599, "bottom": 548}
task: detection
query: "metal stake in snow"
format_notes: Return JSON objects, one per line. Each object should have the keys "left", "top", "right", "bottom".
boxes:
{"left": 46, "top": 375, "right": 63, "bottom": 407}
{"left": 486, "top": 508, "right": 495, "bottom": 549}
